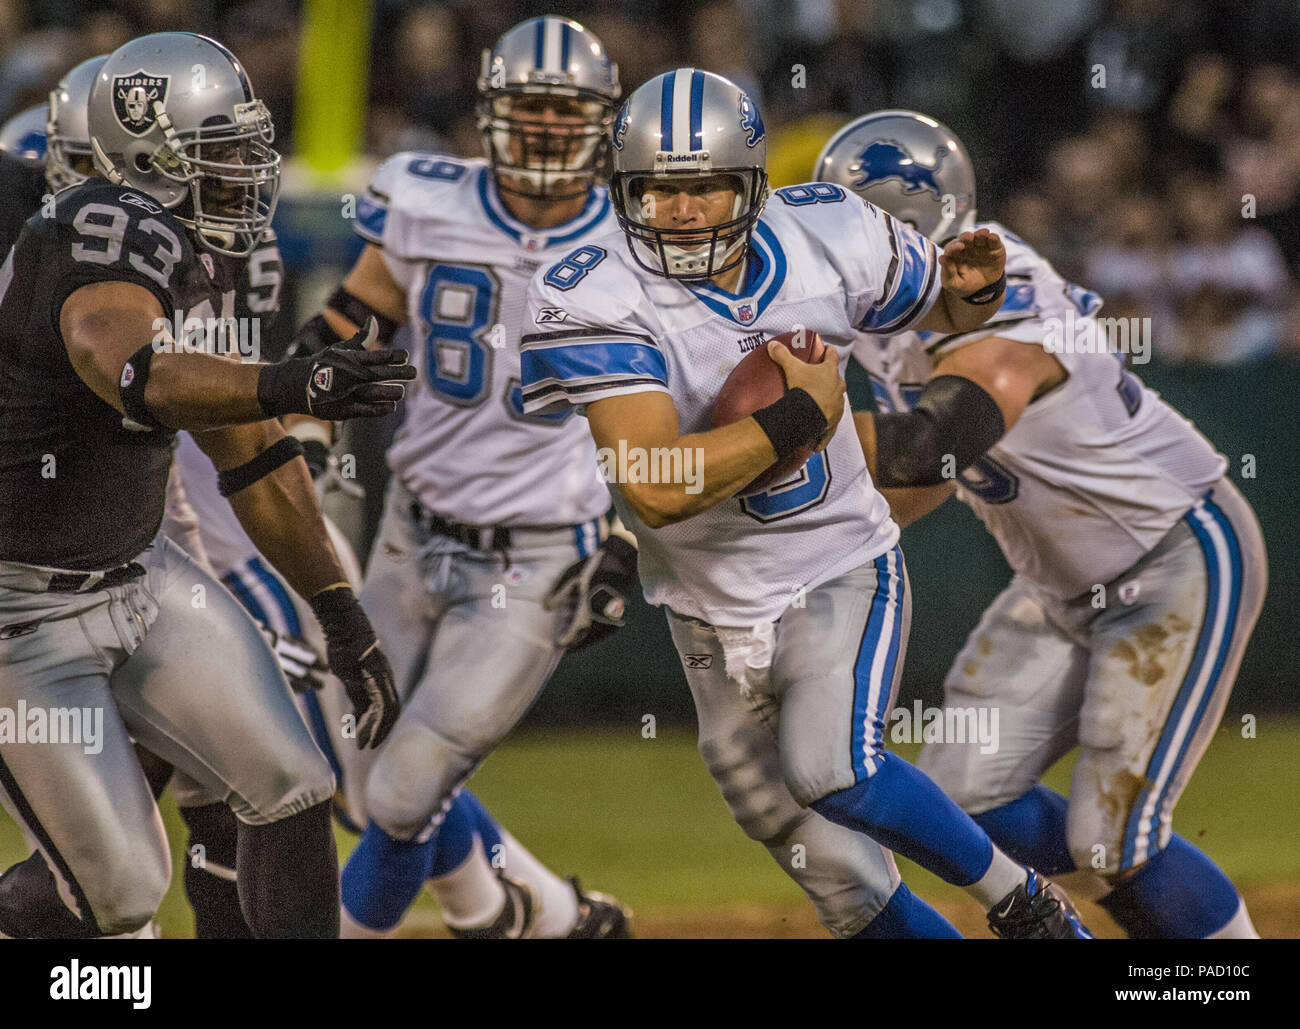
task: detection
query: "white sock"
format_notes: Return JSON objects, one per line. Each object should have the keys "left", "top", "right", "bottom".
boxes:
{"left": 494, "top": 829, "right": 579, "bottom": 938}
{"left": 969, "top": 848, "right": 1029, "bottom": 911}
{"left": 427, "top": 835, "right": 508, "bottom": 929}
{"left": 340, "top": 905, "right": 395, "bottom": 939}
{"left": 1207, "top": 898, "right": 1259, "bottom": 939}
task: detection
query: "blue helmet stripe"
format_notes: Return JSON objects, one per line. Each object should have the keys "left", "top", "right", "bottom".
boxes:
{"left": 660, "top": 70, "right": 676, "bottom": 150}
{"left": 689, "top": 69, "right": 705, "bottom": 151}
{"left": 560, "top": 21, "right": 571, "bottom": 68}
{"left": 533, "top": 18, "right": 545, "bottom": 68}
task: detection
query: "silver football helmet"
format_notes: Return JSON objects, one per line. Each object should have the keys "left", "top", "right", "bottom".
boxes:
{"left": 814, "top": 110, "right": 976, "bottom": 243}
{"left": 477, "top": 16, "right": 620, "bottom": 201}
{"left": 0, "top": 106, "right": 49, "bottom": 167}
{"left": 88, "top": 32, "right": 279, "bottom": 257}
{"left": 46, "top": 55, "right": 109, "bottom": 192}
{"left": 610, "top": 68, "right": 768, "bottom": 280}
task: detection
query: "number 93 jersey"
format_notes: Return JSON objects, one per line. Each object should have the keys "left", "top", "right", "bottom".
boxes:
{"left": 354, "top": 153, "right": 615, "bottom": 527}
{"left": 0, "top": 178, "right": 237, "bottom": 570}
{"left": 521, "top": 184, "right": 944, "bottom": 626}
{"left": 852, "top": 222, "right": 1228, "bottom": 600}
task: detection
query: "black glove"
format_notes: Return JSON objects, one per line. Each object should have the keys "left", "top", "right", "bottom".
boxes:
{"left": 309, "top": 585, "right": 400, "bottom": 749}
{"left": 258, "top": 317, "right": 416, "bottom": 421}
{"left": 545, "top": 535, "right": 638, "bottom": 652}
{"left": 260, "top": 624, "right": 328, "bottom": 693}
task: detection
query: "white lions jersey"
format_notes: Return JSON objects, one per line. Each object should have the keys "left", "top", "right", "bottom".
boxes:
{"left": 522, "top": 185, "right": 945, "bottom": 625}
{"left": 853, "top": 222, "right": 1227, "bottom": 599}
{"left": 355, "top": 154, "right": 614, "bottom": 527}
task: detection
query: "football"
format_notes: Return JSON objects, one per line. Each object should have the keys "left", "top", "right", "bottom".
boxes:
{"left": 711, "top": 329, "right": 827, "bottom": 496}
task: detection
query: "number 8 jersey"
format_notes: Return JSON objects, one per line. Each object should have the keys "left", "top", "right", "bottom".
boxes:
{"left": 354, "top": 153, "right": 615, "bottom": 527}
{"left": 521, "top": 186, "right": 943, "bottom": 626}
{"left": 0, "top": 178, "right": 238, "bottom": 569}
{"left": 852, "top": 222, "right": 1228, "bottom": 600}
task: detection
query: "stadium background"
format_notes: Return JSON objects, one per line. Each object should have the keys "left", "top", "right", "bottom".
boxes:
{"left": 0, "top": 0, "right": 1296, "bottom": 936}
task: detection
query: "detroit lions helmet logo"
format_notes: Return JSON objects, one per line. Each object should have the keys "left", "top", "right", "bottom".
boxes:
{"left": 850, "top": 140, "right": 946, "bottom": 198}
{"left": 112, "top": 72, "right": 169, "bottom": 137}
{"left": 738, "top": 93, "right": 764, "bottom": 148}
{"left": 612, "top": 102, "right": 630, "bottom": 152}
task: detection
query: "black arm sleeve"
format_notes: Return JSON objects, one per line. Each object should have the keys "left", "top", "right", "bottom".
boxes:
{"left": 873, "top": 375, "right": 1006, "bottom": 487}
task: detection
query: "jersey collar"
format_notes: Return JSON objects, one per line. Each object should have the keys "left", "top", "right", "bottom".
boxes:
{"left": 683, "top": 220, "right": 787, "bottom": 326}
{"left": 476, "top": 168, "right": 611, "bottom": 252}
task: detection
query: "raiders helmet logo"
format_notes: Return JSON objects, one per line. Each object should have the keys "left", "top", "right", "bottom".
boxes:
{"left": 113, "top": 72, "right": 169, "bottom": 137}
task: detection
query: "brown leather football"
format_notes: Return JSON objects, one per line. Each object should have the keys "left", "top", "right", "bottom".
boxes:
{"left": 711, "top": 329, "right": 827, "bottom": 496}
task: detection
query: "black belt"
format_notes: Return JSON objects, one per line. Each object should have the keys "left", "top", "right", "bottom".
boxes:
{"left": 409, "top": 501, "right": 511, "bottom": 551}
{"left": 47, "top": 561, "right": 148, "bottom": 593}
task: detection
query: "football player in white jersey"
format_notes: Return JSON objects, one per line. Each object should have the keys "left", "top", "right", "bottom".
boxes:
{"left": 522, "top": 69, "right": 1093, "bottom": 938}
{"left": 817, "top": 111, "right": 1266, "bottom": 938}
{"left": 284, "top": 16, "right": 634, "bottom": 938}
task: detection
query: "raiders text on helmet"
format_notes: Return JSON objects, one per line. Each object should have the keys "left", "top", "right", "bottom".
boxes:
{"left": 610, "top": 68, "right": 768, "bottom": 280}
{"left": 88, "top": 32, "right": 279, "bottom": 257}
{"left": 814, "top": 110, "right": 976, "bottom": 243}
{"left": 477, "top": 16, "right": 620, "bottom": 201}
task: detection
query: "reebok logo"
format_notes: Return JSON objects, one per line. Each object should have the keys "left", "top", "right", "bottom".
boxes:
{"left": 683, "top": 654, "right": 712, "bottom": 669}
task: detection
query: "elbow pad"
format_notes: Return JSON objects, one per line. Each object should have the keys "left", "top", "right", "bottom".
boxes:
{"left": 873, "top": 375, "right": 1005, "bottom": 487}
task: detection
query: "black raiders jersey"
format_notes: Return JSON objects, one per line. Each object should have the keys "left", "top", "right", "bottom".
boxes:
{"left": 0, "top": 151, "right": 49, "bottom": 258}
{"left": 0, "top": 177, "right": 275, "bottom": 569}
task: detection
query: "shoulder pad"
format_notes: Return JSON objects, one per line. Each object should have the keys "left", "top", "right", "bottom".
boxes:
{"left": 529, "top": 240, "right": 642, "bottom": 330}
{"left": 45, "top": 178, "right": 195, "bottom": 302}
{"left": 355, "top": 153, "right": 479, "bottom": 247}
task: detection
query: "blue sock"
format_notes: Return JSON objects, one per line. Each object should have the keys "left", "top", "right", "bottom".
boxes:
{"left": 341, "top": 820, "right": 437, "bottom": 930}
{"left": 427, "top": 793, "right": 480, "bottom": 878}
{"left": 811, "top": 752, "right": 993, "bottom": 885}
{"left": 851, "top": 883, "right": 963, "bottom": 939}
{"left": 972, "top": 786, "right": 1075, "bottom": 876}
{"left": 1099, "top": 835, "right": 1242, "bottom": 938}
{"left": 452, "top": 790, "right": 503, "bottom": 854}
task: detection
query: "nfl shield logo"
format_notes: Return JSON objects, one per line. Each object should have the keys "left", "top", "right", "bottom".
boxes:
{"left": 312, "top": 367, "right": 333, "bottom": 392}
{"left": 112, "top": 72, "right": 169, "bottom": 137}
{"left": 1118, "top": 580, "right": 1141, "bottom": 605}
{"left": 735, "top": 303, "right": 755, "bottom": 324}
{"left": 199, "top": 253, "right": 215, "bottom": 278}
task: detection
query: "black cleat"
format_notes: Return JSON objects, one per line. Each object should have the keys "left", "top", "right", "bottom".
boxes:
{"left": 987, "top": 869, "right": 1094, "bottom": 939}
{"left": 448, "top": 873, "right": 535, "bottom": 939}
{"left": 565, "top": 876, "right": 633, "bottom": 939}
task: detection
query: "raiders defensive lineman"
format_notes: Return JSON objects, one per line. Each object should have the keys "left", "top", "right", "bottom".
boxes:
{"left": 0, "top": 32, "right": 414, "bottom": 938}
{"left": 818, "top": 111, "right": 1265, "bottom": 938}
{"left": 522, "top": 70, "right": 1091, "bottom": 938}
{"left": 289, "top": 17, "right": 633, "bottom": 938}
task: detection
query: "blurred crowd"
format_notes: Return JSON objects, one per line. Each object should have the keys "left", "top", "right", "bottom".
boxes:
{"left": 3, "top": 0, "right": 1298, "bottom": 363}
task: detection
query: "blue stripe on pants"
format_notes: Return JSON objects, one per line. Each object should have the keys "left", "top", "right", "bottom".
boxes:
{"left": 850, "top": 547, "right": 904, "bottom": 781}
{"left": 1121, "top": 497, "right": 1243, "bottom": 867}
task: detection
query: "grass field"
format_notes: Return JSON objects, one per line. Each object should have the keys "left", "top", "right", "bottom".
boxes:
{"left": 3, "top": 717, "right": 1298, "bottom": 938}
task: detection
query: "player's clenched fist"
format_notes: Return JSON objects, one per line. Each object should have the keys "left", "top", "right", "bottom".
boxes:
{"left": 309, "top": 585, "right": 401, "bottom": 749}
{"left": 257, "top": 316, "right": 418, "bottom": 421}
{"left": 767, "top": 341, "right": 846, "bottom": 449}
{"left": 938, "top": 228, "right": 1006, "bottom": 299}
